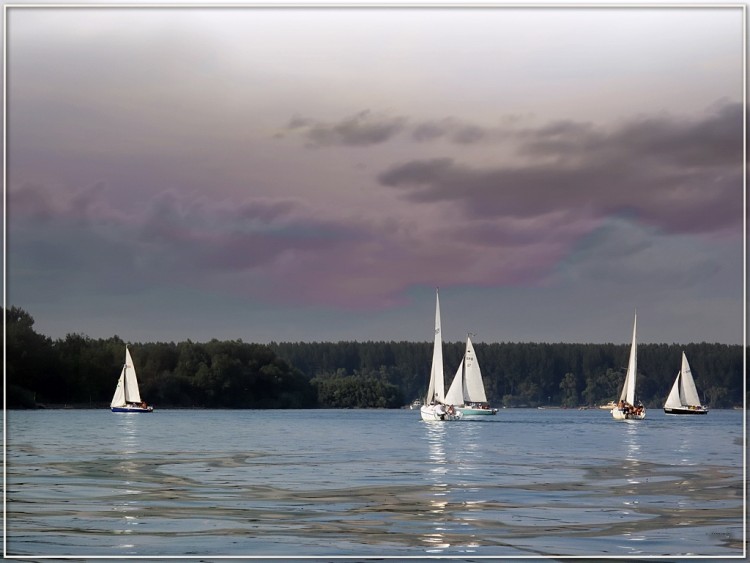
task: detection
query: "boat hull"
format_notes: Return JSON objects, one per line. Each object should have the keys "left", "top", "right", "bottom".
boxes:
{"left": 611, "top": 407, "right": 645, "bottom": 420}
{"left": 458, "top": 407, "right": 497, "bottom": 416}
{"left": 420, "top": 405, "right": 462, "bottom": 421}
{"left": 664, "top": 407, "right": 708, "bottom": 415}
{"left": 111, "top": 406, "right": 153, "bottom": 413}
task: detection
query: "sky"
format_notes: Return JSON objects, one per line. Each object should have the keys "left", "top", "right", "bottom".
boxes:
{"left": 5, "top": 4, "right": 745, "bottom": 345}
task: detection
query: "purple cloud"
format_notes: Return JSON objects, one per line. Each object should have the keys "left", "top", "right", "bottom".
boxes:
{"left": 9, "top": 176, "right": 576, "bottom": 310}
{"left": 411, "top": 117, "right": 489, "bottom": 144}
{"left": 285, "top": 110, "right": 408, "bottom": 147}
{"left": 9, "top": 102, "right": 742, "bottom": 314}
{"left": 379, "top": 101, "right": 742, "bottom": 236}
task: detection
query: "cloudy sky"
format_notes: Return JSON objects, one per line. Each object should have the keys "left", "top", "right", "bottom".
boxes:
{"left": 6, "top": 5, "right": 745, "bottom": 345}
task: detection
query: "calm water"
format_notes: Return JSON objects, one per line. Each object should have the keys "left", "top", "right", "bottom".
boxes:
{"left": 5, "top": 408, "right": 745, "bottom": 559}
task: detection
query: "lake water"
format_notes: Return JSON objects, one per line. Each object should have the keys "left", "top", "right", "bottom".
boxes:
{"left": 5, "top": 408, "right": 745, "bottom": 559}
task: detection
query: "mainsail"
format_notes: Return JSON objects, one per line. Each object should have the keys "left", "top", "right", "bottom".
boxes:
{"left": 444, "top": 357, "right": 464, "bottom": 406}
{"left": 665, "top": 352, "right": 702, "bottom": 408}
{"left": 619, "top": 312, "right": 637, "bottom": 405}
{"left": 425, "top": 289, "right": 445, "bottom": 404}
{"left": 111, "top": 347, "right": 142, "bottom": 408}
{"left": 463, "top": 336, "right": 487, "bottom": 403}
{"left": 445, "top": 335, "right": 488, "bottom": 405}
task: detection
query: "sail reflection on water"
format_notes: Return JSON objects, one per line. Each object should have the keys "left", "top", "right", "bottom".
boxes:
{"left": 421, "top": 420, "right": 487, "bottom": 554}
{"left": 117, "top": 414, "right": 140, "bottom": 455}
{"left": 622, "top": 422, "right": 642, "bottom": 492}
{"left": 618, "top": 422, "right": 647, "bottom": 549}
{"left": 112, "top": 414, "right": 144, "bottom": 552}
{"left": 624, "top": 422, "right": 641, "bottom": 464}
{"left": 423, "top": 422, "right": 450, "bottom": 552}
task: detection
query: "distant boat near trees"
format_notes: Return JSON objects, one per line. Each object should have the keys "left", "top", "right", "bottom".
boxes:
{"left": 420, "top": 289, "right": 462, "bottom": 422}
{"left": 111, "top": 347, "right": 153, "bottom": 413}
{"left": 664, "top": 352, "right": 708, "bottom": 415}
{"left": 444, "top": 334, "right": 498, "bottom": 416}
{"left": 4, "top": 305, "right": 744, "bottom": 411}
{"left": 611, "top": 312, "right": 645, "bottom": 421}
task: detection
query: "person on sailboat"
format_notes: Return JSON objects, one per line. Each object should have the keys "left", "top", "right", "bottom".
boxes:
{"left": 619, "top": 399, "right": 634, "bottom": 415}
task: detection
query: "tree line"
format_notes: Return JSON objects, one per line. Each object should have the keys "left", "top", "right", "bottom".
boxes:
{"left": 5, "top": 306, "right": 744, "bottom": 409}
{"left": 269, "top": 340, "right": 743, "bottom": 408}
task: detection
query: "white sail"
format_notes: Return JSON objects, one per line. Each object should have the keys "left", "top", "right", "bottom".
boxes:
{"left": 679, "top": 353, "right": 702, "bottom": 406}
{"left": 664, "top": 370, "right": 682, "bottom": 409}
{"left": 444, "top": 335, "right": 489, "bottom": 407}
{"left": 444, "top": 358, "right": 464, "bottom": 405}
{"left": 619, "top": 312, "right": 637, "bottom": 404}
{"left": 111, "top": 347, "right": 142, "bottom": 408}
{"left": 110, "top": 371, "right": 126, "bottom": 408}
{"left": 463, "top": 336, "right": 487, "bottom": 403}
{"left": 425, "top": 289, "right": 445, "bottom": 404}
{"left": 665, "top": 352, "right": 702, "bottom": 409}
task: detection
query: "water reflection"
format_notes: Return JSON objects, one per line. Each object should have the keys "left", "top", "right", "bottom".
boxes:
{"left": 620, "top": 421, "right": 646, "bottom": 549}
{"left": 112, "top": 414, "right": 143, "bottom": 552}
{"left": 420, "top": 421, "right": 488, "bottom": 554}
{"left": 674, "top": 422, "right": 698, "bottom": 466}
{"left": 6, "top": 409, "right": 742, "bottom": 557}
{"left": 115, "top": 413, "right": 140, "bottom": 456}
{"left": 620, "top": 422, "right": 641, "bottom": 496}
{"left": 423, "top": 422, "right": 450, "bottom": 552}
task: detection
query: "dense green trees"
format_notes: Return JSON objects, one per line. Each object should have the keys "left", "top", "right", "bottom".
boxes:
{"left": 5, "top": 308, "right": 317, "bottom": 409}
{"left": 311, "top": 369, "right": 403, "bottom": 409}
{"left": 269, "top": 340, "right": 744, "bottom": 409}
{"left": 6, "top": 307, "right": 58, "bottom": 407}
{"left": 5, "top": 306, "right": 745, "bottom": 409}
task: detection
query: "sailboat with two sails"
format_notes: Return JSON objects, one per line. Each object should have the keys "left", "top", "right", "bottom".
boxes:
{"left": 663, "top": 352, "right": 708, "bottom": 415}
{"left": 444, "top": 334, "right": 498, "bottom": 416}
{"left": 420, "top": 290, "right": 462, "bottom": 422}
{"left": 611, "top": 312, "right": 645, "bottom": 420}
{"left": 111, "top": 346, "right": 153, "bottom": 413}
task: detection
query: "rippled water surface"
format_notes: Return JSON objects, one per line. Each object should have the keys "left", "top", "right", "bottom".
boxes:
{"left": 5, "top": 408, "right": 745, "bottom": 558}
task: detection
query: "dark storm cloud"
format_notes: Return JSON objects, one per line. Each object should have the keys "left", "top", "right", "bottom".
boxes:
{"left": 610, "top": 100, "right": 741, "bottom": 168}
{"left": 136, "top": 191, "right": 365, "bottom": 274}
{"left": 287, "top": 110, "right": 408, "bottom": 147}
{"left": 514, "top": 100, "right": 741, "bottom": 168}
{"left": 411, "top": 118, "right": 488, "bottom": 144}
{"left": 9, "top": 182, "right": 443, "bottom": 308}
{"left": 287, "top": 113, "right": 495, "bottom": 147}
{"left": 378, "top": 101, "right": 742, "bottom": 236}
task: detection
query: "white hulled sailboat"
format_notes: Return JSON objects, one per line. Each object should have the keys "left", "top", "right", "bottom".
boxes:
{"left": 611, "top": 312, "right": 645, "bottom": 420}
{"left": 111, "top": 346, "right": 153, "bottom": 413}
{"left": 420, "top": 290, "right": 462, "bottom": 422}
{"left": 664, "top": 352, "right": 708, "bottom": 415}
{"left": 445, "top": 335, "right": 497, "bottom": 416}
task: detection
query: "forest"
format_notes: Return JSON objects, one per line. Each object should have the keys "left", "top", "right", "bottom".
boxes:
{"left": 5, "top": 306, "right": 745, "bottom": 410}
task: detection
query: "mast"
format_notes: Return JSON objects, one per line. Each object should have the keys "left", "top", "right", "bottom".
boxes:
{"left": 619, "top": 311, "right": 637, "bottom": 404}
{"left": 426, "top": 288, "right": 445, "bottom": 403}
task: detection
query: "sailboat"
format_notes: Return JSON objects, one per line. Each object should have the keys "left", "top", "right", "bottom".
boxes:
{"left": 420, "top": 289, "right": 462, "bottom": 422}
{"left": 111, "top": 346, "right": 153, "bottom": 413}
{"left": 444, "top": 334, "right": 497, "bottom": 416}
{"left": 611, "top": 312, "right": 645, "bottom": 420}
{"left": 664, "top": 352, "right": 708, "bottom": 415}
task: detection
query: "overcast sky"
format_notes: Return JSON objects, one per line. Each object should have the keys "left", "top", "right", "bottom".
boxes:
{"left": 6, "top": 5, "right": 745, "bottom": 345}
